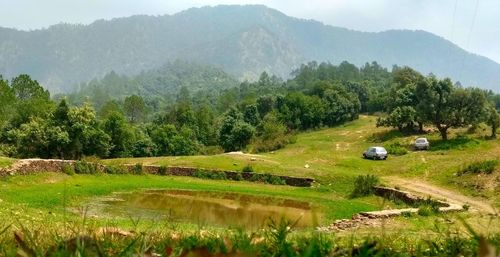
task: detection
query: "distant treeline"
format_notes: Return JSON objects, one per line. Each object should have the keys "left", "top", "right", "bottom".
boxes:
{"left": 1, "top": 61, "right": 499, "bottom": 159}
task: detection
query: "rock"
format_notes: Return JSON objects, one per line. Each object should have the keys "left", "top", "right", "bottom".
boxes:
{"left": 304, "top": 164, "right": 310, "bottom": 169}
{"left": 250, "top": 158, "right": 257, "bottom": 161}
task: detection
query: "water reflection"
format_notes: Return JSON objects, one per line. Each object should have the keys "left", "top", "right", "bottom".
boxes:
{"left": 93, "top": 190, "right": 322, "bottom": 229}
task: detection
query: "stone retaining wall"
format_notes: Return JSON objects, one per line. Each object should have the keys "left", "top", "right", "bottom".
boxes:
{"left": 123, "top": 164, "right": 314, "bottom": 187}
{"left": 318, "top": 186, "right": 463, "bottom": 232}
{"left": 373, "top": 186, "right": 449, "bottom": 207}
{"left": 0, "top": 159, "right": 314, "bottom": 187}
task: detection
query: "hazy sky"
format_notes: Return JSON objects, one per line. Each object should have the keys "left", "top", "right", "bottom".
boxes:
{"left": 1, "top": 0, "right": 498, "bottom": 63}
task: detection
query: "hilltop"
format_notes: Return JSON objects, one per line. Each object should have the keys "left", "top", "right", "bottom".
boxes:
{"left": 1, "top": 5, "right": 500, "bottom": 92}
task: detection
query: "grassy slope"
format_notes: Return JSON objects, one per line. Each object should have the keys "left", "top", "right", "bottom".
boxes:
{"left": 0, "top": 172, "right": 388, "bottom": 224}
{"left": 0, "top": 156, "right": 14, "bottom": 168}
{"left": 103, "top": 115, "right": 500, "bottom": 205}
{"left": 1, "top": 115, "right": 498, "bottom": 231}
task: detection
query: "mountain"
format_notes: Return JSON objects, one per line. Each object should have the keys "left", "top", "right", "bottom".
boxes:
{"left": 0, "top": 5, "right": 499, "bottom": 92}
{"left": 67, "top": 60, "right": 238, "bottom": 108}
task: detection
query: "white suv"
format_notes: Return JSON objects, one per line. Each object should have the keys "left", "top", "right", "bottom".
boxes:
{"left": 414, "top": 138, "right": 430, "bottom": 150}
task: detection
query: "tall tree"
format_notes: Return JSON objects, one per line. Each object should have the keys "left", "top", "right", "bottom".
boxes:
{"left": 416, "top": 77, "right": 488, "bottom": 140}
{"left": 124, "top": 95, "right": 146, "bottom": 123}
{"left": 486, "top": 106, "right": 500, "bottom": 139}
{"left": 103, "top": 112, "right": 134, "bottom": 157}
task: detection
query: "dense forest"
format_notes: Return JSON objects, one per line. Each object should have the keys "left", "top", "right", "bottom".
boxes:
{"left": 1, "top": 61, "right": 499, "bottom": 159}
{"left": 2, "top": 5, "right": 500, "bottom": 92}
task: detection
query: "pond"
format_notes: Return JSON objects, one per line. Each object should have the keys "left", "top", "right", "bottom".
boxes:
{"left": 88, "top": 189, "right": 323, "bottom": 229}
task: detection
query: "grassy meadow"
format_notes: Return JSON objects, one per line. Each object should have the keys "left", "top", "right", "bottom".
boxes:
{"left": 1, "top": 115, "right": 499, "bottom": 255}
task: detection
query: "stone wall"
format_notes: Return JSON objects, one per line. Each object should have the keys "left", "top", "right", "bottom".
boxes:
{"left": 122, "top": 164, "right": 314, "bottom": 187}
{"left": 0, "top": 159, "right": 314, "bottom": 187}
{"left": 373, "top": 186, "right": 449, "bottom": 207}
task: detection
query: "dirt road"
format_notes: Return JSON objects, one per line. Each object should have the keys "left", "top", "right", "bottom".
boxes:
{"left": 385, "top": 176, "right": 497, "bottom": 215}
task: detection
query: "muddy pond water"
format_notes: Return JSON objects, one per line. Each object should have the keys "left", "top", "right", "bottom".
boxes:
{"left": 89, "top": 190, "right": 323, "bottom": 229}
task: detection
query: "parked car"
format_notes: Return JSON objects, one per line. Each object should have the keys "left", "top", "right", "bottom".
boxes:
{"left": 414, "top": 138, "right": 430, "bottom": 150}
{"left": 363, "top": 146, "right": 388, "bottom": 160}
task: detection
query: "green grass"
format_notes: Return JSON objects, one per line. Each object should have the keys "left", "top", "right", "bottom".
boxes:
{"left": 0, "top": 173, "right": 383, "bottom": 224}
{"left": 102, "top": 116, "right": 500, "bottom": 205}
{"left": 0, "top": 156, "right": 14, "bottom": 168}
{"left": 1, "top": 115, "right": 499, "bottom": 237}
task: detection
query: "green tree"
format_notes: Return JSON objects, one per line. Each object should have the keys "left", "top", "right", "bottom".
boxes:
{"left": 416, "top": 77, "right": 488, "bottom": 140}
{"left": 486, "top": 106, "right": 500, "bottom": 138}
{"left": 67, "top": 103, "right": 110, "bottom": 158}
{"left": 10, "top": 74, "right": 53, "bottom": 126}
{"left": 123, "top": 95, "right": 146, "bottom": 123}
{"left": 103, "top": 112, "right": 134, "bottom": 157}
{"left": 151, "top": 124, "right": 199, "bottom": 156}
{"left": 0, "top": 76, "right": 16, "bottom": 128}
{"left": 243, "top": 104, "right": 260, "bottom": 126}
{"left": 219, "top": 108, "right": 255, "bottom": 152}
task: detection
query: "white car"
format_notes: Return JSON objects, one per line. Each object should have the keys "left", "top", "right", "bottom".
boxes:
{"left": 414, "top": 138, "right": 430, "bottom": 150}
{"left": 363, "top": 146, "right": 388, "bottom": 160}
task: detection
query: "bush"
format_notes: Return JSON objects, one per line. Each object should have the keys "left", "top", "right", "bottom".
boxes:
{"left": 351, "top": 174, "right": 380, "bottom": 198}
{"left": 104, "top": 165, "right": 128, "bottom": 174}
{"left": 61, "top": 164, "right": 75, "bottom": 175}
{"left": 158, "top": 166, "right": 168, "bottom": 176}
{"left": 242, "top": 165, "right": 254, "bottom": 173}
{"left": 74, "top": 161, "right": 100, "bottom": 174}
{"left": 417, "top": 204, "right": 439, "bottom": 216}
{"left": 234, "top": 173, "right": 244, "bottom": 181}
{"left": 386, "top": 142, "right": 408, "bottom": 156}
{"left": 459, "top": 160, "right": 498, "bottom": 175}
{"left": 132, "top": 163, "right": 144, "bottom": 175}
{"left": 430, "top": 135, "right": 480, "bottom": 151}
{"left": 194, "top": 169, "right": 227, "bottom": 180}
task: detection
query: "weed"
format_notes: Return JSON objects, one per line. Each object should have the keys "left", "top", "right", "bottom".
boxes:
{"left": 74, "top": 161, "right": 100, "bottom": 174}
{"left": 104, "top": 165, "right": 128, "bottom": 174}
{"left": 430, "top": 135, "right": 480, "bottom": 151}
{"left": 132, "top": 163, "right": 144, "bottom": 175}
{"left": 417, "top": 204, "right": 439, "bottom": 216}
{"left": 385, "top": 142, "right": 408, "bottom": 156}
{"left": 61, "top": 164, "right": 75, "bottom": 175}
{"left": 458, "top": 160, "right": 498, "bottom": 175}
{"left": 234, "top": 173, "right": 244, "bottom": 181}
{"left": 158, "top": 166, "right": 168, "bottom": 176}
{"left": 351, "top": 174, "right": 380, "bottom": 198}
{"left": 242, "top": 165, "right": 254, "bottom": 173}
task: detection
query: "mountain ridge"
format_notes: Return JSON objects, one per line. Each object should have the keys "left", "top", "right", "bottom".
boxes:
{"left": 0, "top": 4, "right": 499, "bottom": 92}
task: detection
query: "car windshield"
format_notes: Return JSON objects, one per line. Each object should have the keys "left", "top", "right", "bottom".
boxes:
{"left": 416, "top": 139, "right": 427, "bottom": 143}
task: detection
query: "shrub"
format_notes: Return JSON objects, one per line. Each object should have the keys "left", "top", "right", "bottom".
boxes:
{"left": 242, "top": 165, "right": 254, "bottom": 173}
{"left": 269, "top": 176, "right": 286, "bottom": 185}
{"left": 401, "top": 211, "right": 413, "bottom": 218}
{"left": 417, "top": 205, "right": 439, "bottom": 216}
{"left": 61, "top": 164, "right": 75, "bottom": 175}
{"left": 158, "top": 166, "right": 168, "bottom": 176}
{"left": 350, "top": 174, "right": 380, "bottom": 198}
{"left": 74, "top": 161, "right": 99, "bottom": 174}
{"left": 104, "top": 165, "right": 128, "bottom": 174}
{"left": 430, "top": 135, "right": 480, "bottom": 151}
{"left": 132, "top": 163, "right": 144, "bottom": 175}
{"left": 459, "top": 160, "right": 498, "bottom": 175}
{"left": 194, "top": 169, "right": 227, "bottom": 180}
{"left": 386, "top": 142, "right": 408, "bottom": 156}
{"left": 234, "top": 173, "right": 244, "bottom": 181}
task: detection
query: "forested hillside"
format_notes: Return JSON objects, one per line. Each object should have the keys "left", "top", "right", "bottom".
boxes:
{"left": 1, "top": 61, "right": 499, "bottom": 159}
{"left": 1, "top": 5, "right": 499, "bottom": 92}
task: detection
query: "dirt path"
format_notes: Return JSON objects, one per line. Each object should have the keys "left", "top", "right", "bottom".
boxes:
{"left": 385, "top": 176, "right": 497, "bottom": 215}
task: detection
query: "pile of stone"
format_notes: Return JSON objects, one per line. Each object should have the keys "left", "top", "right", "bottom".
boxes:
{"left": 317, "top": 214, "right": 383, "bottom": 232}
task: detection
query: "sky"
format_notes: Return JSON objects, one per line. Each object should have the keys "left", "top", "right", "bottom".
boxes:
{"left": 0, "top": 0, "right": 498, "bottom": 63}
